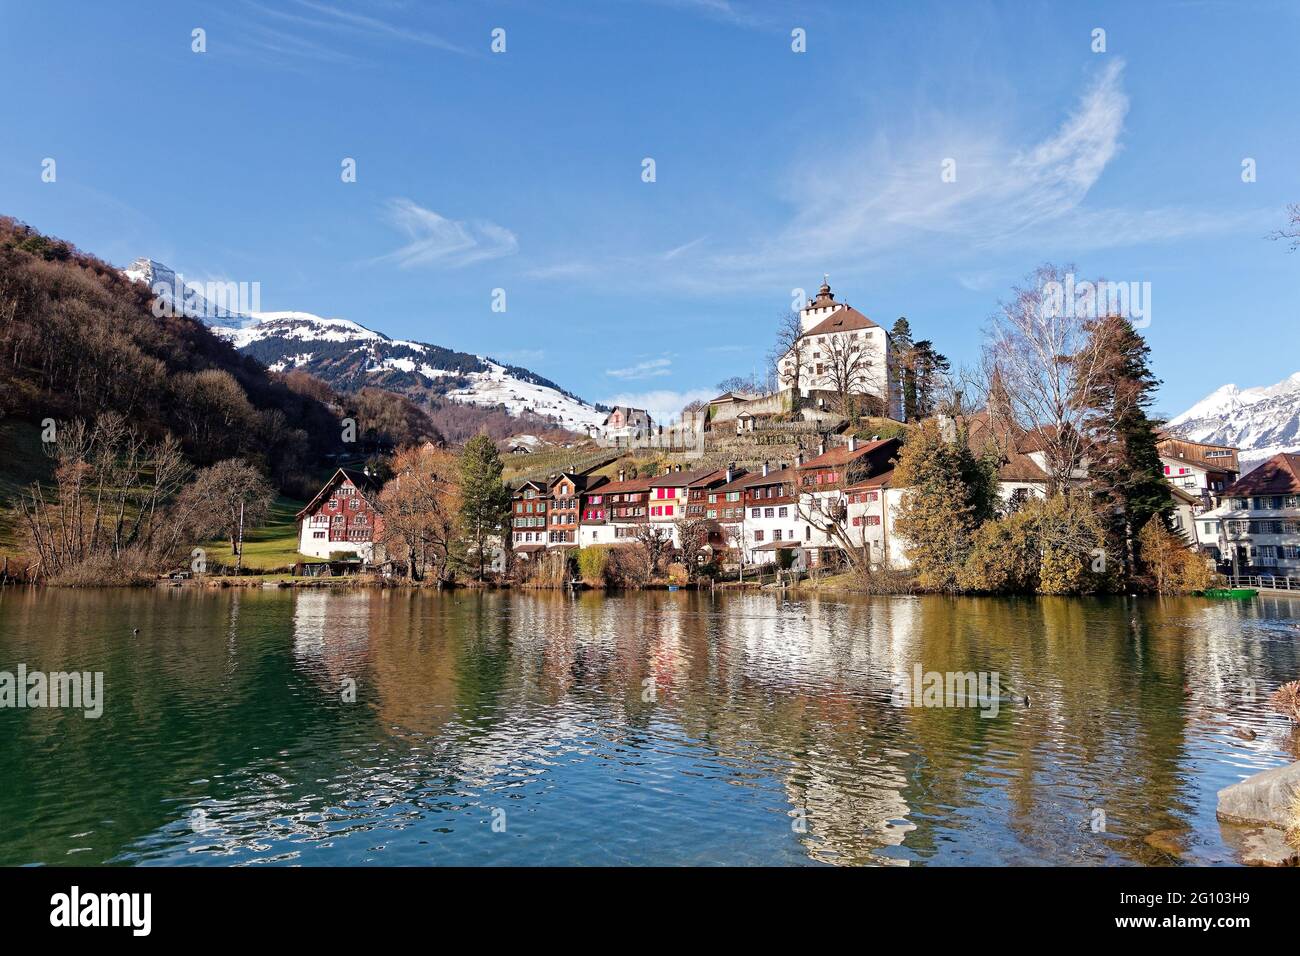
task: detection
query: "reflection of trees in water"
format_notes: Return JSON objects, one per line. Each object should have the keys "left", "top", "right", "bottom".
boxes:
{"left": 9, "top": 587, "right": 1298, "bottom": 865}
{"left": 340, "top": 589, "right": 1300, "bottom": 866}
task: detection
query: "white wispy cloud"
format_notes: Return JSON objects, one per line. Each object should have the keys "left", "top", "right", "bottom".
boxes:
{"left": 376, "top": 199, "right": 518, "bottom": 269}
{"left": 715, "top": 59, "right": 1135, "bottom": 277}
{"left": 642, "top": 0, "right": 772, "bottom": 30}
{"left": 598, "top": 388, "right": 717, "bottom": 424}
{"left": 251, "top": 0, "right": 469, "bottom": 55}
{"left": 529, "top": 61, "right": 1259, "bottom": 294}
{"left": 521, "top": 260, "right": 597, "bottom": 280}
{"left": 606, "top": 357, "right": 673, "bottom": 380}
{"left": 662, "top": 236, "right": 708, "bottom": 260}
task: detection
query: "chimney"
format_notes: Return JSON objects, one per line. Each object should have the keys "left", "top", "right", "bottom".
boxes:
{"left": 848, "top": 436, "right": 857, "bottom": 452}
{"left": 618, "top": 468, "right": 626, "bottom": 483}
{"left": 795, "top": 452, "right": 803, "bottom": 467}
{"left": 675, "top": 463, "right": 682, "bottom": 473}
{"left": 725, "top": 463, "right": 734, "bottom": 483}
{"left": 762, "top": 460, "right": 769, "bottom": 477}
{"left": 818, "top": 441, "right": 826, "bottom": 456}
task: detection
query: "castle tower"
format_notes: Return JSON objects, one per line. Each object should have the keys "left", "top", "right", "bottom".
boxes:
{"left": 800, "top": 274, "right": 841, "bottom": 333}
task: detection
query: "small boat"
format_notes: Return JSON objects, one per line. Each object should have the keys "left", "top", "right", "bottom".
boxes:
{"left": 1198, "top": 588, "right": 1258, "bottom": 599}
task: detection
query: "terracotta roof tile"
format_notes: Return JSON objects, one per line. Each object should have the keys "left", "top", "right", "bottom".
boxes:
{"left": 1224, "top": 453, "right": 1300, "bottom": 497}
{"left": 799, "top": 305, "right": 881, "bottom": 338}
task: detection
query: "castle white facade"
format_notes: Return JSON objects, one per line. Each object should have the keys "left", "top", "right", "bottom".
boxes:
{"left": 777, "top": 278, "right": 902, "bottom": 420}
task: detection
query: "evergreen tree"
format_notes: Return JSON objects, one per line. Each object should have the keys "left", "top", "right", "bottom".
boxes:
{"left": 893, "top": 419, "right": 998, "bottom": 591}
{"left": 910, "top": 339, "right": 950, "bottom": 418}
{"left": 891, "top": 317, "right": 916, "bottom": 421}
{"left": 458, "top": 432, "right": 511, "bottom": 579}
{"left": 1079, "top": 315, "right": 1173, "bottom": 580}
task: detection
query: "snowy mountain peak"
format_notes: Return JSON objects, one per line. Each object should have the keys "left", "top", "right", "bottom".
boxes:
{"left": 1168, "top": 371, "right": 1300, "bottom": 469}
{"left": 120, "top": 257, "right": 604, "bottom": 434}
{"left": 122, "top": 256, "right": 244, "bottom": 328}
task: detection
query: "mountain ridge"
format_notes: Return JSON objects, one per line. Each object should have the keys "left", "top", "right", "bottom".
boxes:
{"left": 1167, "top": 371, "right": 1300, "bottom": 469}
{"left": 122, "top": 259, "right": 607, "bottom": 435}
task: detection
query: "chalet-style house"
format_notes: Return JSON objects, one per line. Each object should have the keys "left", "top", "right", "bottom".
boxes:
{"left": 1195, "top": 452, "right": 1300, "bottom": 574}
{"left": 776, "top": 278, "right": 903, "bottom": 420}
{"left": 548, "top": 472, "right": 604, "bottom": 547}
{"left": 509, "top": 478, "right": 551, "bottom": 556}
{"left": 602, "top": 471, "right": 652, "bottom": 543}
{"left": 710, "top": 462, "right": 800, "bottom": 566}
{"left": 1156, "top": 435, "right": 1240, "bottom": 501}
{"left": 601, "top": 406, "right": 652, "bottom": 440}
{"left": 796, "top": 437, "right": 901, "bottom": 567}
{"left": 296, "top": 468, "right": 384, "bottom": 563}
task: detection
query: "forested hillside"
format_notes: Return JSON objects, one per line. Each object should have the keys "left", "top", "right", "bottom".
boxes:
{"left": 0, "top": 217, "right": 442, "bottom": 497}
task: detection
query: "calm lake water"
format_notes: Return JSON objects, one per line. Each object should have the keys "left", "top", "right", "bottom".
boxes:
{"left": 1, "top": 587, "right": 1297, "bottom": 866}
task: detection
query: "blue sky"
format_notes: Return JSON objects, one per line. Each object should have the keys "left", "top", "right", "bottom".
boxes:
{"left": 2, "top": 0, "right": 1297, "bottom": 422}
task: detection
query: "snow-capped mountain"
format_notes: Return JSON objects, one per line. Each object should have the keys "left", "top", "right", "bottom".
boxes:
{"left": 1167, "top": 371, "right": 1300, "bottom": 469}
{"left": 123, "top": 257, "right": 244, "bottom": 328}
{"left": 123, "top": 260, "right": 605, "bottom": 433}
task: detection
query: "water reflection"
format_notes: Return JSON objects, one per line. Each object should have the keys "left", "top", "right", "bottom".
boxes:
{"left": 0, "top": 587, "right": 1296, "bottom": 866}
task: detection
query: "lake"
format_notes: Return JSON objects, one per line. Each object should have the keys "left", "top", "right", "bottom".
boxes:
{"left": 1, "top": 587, "right": 1297, "bottom": 866}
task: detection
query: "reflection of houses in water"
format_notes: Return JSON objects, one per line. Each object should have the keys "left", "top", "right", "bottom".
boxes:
{"left": 685, "top": 593, "right": 921, "bottom": 863}
{"left": 1179, "top": 597, "right": 1300, "bottom": 711}
{"left": 291, "top": 590, "right": 375, "bottom": 683}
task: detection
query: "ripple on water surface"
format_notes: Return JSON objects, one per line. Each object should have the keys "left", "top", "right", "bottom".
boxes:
{"left": 0, "top": 588, "right": 1296, "bottom": 866}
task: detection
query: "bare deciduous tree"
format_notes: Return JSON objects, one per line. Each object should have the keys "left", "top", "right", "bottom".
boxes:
{"left": 18, "top": 413, "right": 198, "bottom": 581}
{"left": 179, "top": 459, "right": 275, "bottom": 572}
{"left": 634, "top": 523, "right": 673, "bottom": 574}
{"left": 1268, "top": 202, "right": 1300, "bottom": 251}
{"left": 770, "top": 309, "right": 806, "bottom": 396}
{"left": 379, "top": 444, "right": 461, "bottom": 582}
{"left": 795, "top": 453, "right": 879, "bottom": 575}
{"left": 982, "top": 265, "right": 1109, "bottom": 494}
{"left": 673, "top": 515, "right": 714, "bottom": 581}
{"left": 823, "top": 333, "right": 886, "bottom": 420}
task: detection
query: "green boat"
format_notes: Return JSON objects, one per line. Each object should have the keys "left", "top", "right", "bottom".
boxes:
{"left": 1198, "top": 588, "right": 1259, "bottom": 599}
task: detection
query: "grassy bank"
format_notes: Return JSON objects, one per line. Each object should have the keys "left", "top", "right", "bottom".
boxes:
{"left": 198, "top": 496, "right": 304, "bottom": 571}
{"left": 0, "top": 420, "right": 54, "bottom": 562}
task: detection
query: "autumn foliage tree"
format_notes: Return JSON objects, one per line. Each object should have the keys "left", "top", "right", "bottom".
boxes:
{"left": 1136, "top": 516, "right": 1213, "bottom": 594}
{"left": 379, "top": 444, "right": 461, "bottom": 582}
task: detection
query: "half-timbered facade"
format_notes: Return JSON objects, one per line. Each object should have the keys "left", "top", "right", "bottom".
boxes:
{"left": 296, "top": 468, "right": 384, "bottom": 562}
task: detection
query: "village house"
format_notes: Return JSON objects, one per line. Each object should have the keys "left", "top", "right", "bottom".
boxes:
{"left": 1195, "top": 452, "right": 1300, "bottom": 575}
{"left": 576, "top": 477, "right": 614, "bottom": 546}
{"left": 1156, "top": 435, "right": 1240, "bottom": 502}
{"left": 509, "top": 478, "right": 550, "bottom": 558}
{"left": 777, "top": 277, "right": 903, "bottom": 419}
{"left": 959, "top": 411, "right": 1052, "bottom": 510}
{"left": 546, "top": 472, "right": 590, "bottom": 547}
{"left": 601, "top": 469, "right": 653, "bottom": 543}
{"left": 843, "top": 468, "right": 911, "bottom": 570}
{"left": 645, "top": 464, "right": 729, "bottom": 547}
{"left": 796, "top": 436, "right": 902, "bottom": 567}
{"left": 296, "top": 468, "right": 384, "bottom": 563}
{"left": 711, "top": 462, "right": 803, "bottom": 567}
{"left": 600, "top": 406, "right": 653, "bottom": 440}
